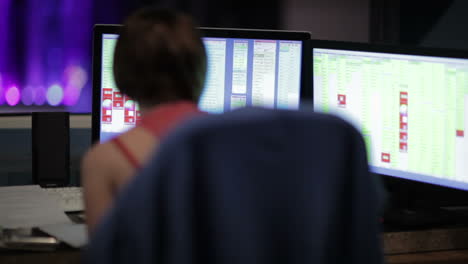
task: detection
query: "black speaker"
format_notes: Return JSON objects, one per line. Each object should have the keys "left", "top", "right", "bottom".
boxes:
{"left": 32, "top": 112, "right": 70, "bottom": 187}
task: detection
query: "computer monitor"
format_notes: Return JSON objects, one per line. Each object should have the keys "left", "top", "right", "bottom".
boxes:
{"left": 312, "top": 40, "right": 468, "bottom": 192}
{"left": 92, "top": 25, "right": 310, "bottom": 143}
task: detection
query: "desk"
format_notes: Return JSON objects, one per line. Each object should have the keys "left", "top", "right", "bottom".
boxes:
{"left": 3, "top": 227, "right": 468, "bottom": 264}
{"left": 2, "top": 248, "right": 468, "bottom": 264}
{"left": 383, "top": 228, "right": 468, "bottom": 254}
{"left": 386, "top": 249, "right": 468, "bottom": 264}
{"left": 383, "top": 228, "right": 468, "bottom": 263}
{"left": 0, "top": 249, "right": 80, "bottom": 264}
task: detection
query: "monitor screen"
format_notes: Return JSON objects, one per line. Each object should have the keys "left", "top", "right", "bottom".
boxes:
{"left": 313, "top": 44, "right": 468, "bottom": 191}
{"left": 97, "top": 31, "right": 304, "bottom": 143}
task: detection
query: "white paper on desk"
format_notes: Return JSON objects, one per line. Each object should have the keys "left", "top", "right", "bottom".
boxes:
{"left": 0, "top": 185, "right": 71, "bottom": 228}
{"left": 39, "top": 223, "right": 88, "bottom": 248}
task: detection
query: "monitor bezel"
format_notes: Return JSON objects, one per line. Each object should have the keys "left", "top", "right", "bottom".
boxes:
{"left": 310, "top": 39, "right": 468, "bottom": 198}
{"left": 310, "top": 39, "right": 468, "bottom": 61}
{"left": 92, "top": 25, "right": 311, "bottom": 144}
{"left": 92, "top": 25, "right": 121, "bottom": 144}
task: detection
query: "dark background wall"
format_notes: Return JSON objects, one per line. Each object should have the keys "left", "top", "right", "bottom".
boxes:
{"left": 371, "top": 0, "right": 468, "bottom": 51}
{"left": 419, "top": 0, "right": 468, "bottom": 50}
{"left": 283, "top": 0, "right": 370, "bottom": 42}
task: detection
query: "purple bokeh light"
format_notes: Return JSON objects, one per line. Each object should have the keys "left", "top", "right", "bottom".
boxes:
{"left": 0, "top": 74, "right": 5, "bottom": 105}
{"left": 21, "top": 85, "right": 34, "bottom": 105}
{"left": 62, "top": 65, "right": 88, "bottom": 106}
{"left": 2, "top": 0, "right": 123, "bottom": 111}
{"left": 5, "top": 86, "right": 21, "bottom": 106}
{"left": 46, "top": 84, "right": 64, "bottom": 106}
{"left": 34, "top": 85, "right": 47, "bottom": 105}
{"left": 22, "top": 0, "right": 92, "bottom": 111}
{"left": 0, "top": 1, "right": 12, "bottom": 98}
{"left": 61, "top": 0, "right": 93, "bottom": 112}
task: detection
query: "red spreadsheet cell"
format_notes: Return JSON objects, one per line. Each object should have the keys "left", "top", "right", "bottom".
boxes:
{"left": 400, "top": 115, "right": 408, "bottom": 123}
{"left": 102, "top": 88, "right": 113, "bottom": 100}
{"left": 400, "top": 92, "right": 408, "bottom": 104}
{"left": 113, "top": 92, "right": 124, "bottom": 108}
{"left": 101, "top": 97, "right": 113, "bottom": 123}
{"left": 124, "top": 96, "right": 136, "bottom": 124}
{"left": 101, "top": 108, "right": 112, "bottom": 123}
{"left": 457, "top": 130, "right": 464, "bottom": 137}
{"left": 400, "top": 132, "right": 408, "bottom": 140}
{"left": 381, "top": 153, "right": 391, "bottom": 163}
{"left": 337, "top": 94, "right": 346, "bottom": 107}
{"left": 399, "top": 142, "right": 408, "bottom": 152}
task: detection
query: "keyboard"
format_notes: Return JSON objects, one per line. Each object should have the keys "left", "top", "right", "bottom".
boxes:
{"left": 44, "top": 187, "right": 84, "bottom": 212}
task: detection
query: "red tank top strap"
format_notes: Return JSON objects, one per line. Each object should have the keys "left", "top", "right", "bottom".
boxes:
{"left": 112, "top": 101, "right": 204, "bottom": 170}
{"left": 112, "top": 137, "right": 141, "bottom": 169}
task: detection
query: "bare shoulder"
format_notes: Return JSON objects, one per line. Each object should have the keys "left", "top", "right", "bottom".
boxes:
{"left": 81, "top": 127, "right": 158, "bottom": 187}
{"left": 81, "top": 141, "right": 124, "bottom": 181}
{"left": 82, "top": 142, "right": 114, "bottom": 170}
{"left": 81, "top": 142, "right": 122, "bottom": 231}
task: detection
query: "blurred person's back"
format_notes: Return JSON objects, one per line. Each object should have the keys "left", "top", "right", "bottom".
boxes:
{"left": 86, "top": 108, "right": 384, "bottom": 264}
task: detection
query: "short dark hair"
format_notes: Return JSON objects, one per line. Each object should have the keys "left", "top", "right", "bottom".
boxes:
{"left": 113, "top": 8, "right": 207, "bottom": 107}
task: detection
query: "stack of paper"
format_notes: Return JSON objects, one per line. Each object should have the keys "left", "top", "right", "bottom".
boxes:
{"left": 39, "top": 223, "right": 87, "bottom": 248}
{"left": 0, "top": 185, "right": 71, "bottom": 229}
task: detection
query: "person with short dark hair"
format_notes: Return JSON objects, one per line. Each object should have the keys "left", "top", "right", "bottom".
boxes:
{"left": 81, "top": 8, "right": 207, "bottom": 233}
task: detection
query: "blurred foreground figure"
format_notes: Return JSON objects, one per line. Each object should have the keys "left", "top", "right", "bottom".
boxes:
{"left": 86, "top": 107, "right": 384, "bottom": 264}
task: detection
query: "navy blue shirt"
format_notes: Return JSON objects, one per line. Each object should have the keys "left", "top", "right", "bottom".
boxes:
{"left": 86, "top": 108, "right": 384, "bottom": 264}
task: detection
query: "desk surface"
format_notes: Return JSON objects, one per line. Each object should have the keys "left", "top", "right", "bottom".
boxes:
{"left": 3, "top": 228, "right": 468, "bottom": 264}
{"left": 384, "top": 228, "right": 468, "bottom": 254}
{"left": 386, "top": 249, "right": 468, "bottom": 264}
{"left": 0, "top": 249, "right": 80, "bottom": 264}
{"left": 2, "top": 249, "right": 468, "bottom": 264}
